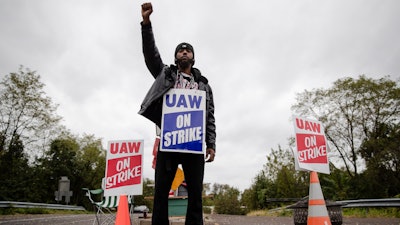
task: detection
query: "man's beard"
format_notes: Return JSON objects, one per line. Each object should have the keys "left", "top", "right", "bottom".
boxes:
{"left": 176, "top": 58, "right": 193, "bottom": 70}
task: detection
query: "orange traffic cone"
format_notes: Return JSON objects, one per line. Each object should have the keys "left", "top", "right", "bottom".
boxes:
{"left": 307, "top": 171, "right": 331, "bottom": 225}
{"left": 115, "top": 195, "right": 131, "bottom": 225}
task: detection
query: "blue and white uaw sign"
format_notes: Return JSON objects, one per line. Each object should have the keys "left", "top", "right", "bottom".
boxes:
{"left": 160, "top": 89, "right": 206, "bottom": 154}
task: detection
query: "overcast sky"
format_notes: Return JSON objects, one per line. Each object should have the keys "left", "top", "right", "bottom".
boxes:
{"left": 1, "top": 0, "right": 399, "bottom": 191}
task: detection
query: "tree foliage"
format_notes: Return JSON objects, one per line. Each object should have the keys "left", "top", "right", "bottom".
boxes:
{"left": 0, "top": 134, "right": 33, "bottom": 201}
{"left": 35, "top": 134, "right": 106, "bottom": 205}
{"left": 244, "top": 75, "right": 400, "bottom": 210}
{"left": 291, "top": 75, "right": 400, "bottom": 178}
{"left": 290, "top": 75, "right": 400, "bottom": 198}
{"left": 212, "top": 183, "right": 243, "bottom": 215}
{"left": 0, "top": 66, "right": 62, "bottom": 202}
{"left": 0, "top": 67, "right": 106, "bottom": 206}
{"left": 358, "top": 122, "right": 400, "bottom": 198}
{"left": 0, "top": 66, "right": 61, "bottom": 157}
{"left": 242, "top": 146, "right": 308, "bottom": 210}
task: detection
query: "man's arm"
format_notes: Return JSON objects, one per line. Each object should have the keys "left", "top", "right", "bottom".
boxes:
{"left": 141, "top": 2, "right": 152, "bottom": 25}
{"left": 205, "top": 85, "right": 216, "bottom": 162}
{"left": 141, "top": 2, "right": 164, "bottom": 78}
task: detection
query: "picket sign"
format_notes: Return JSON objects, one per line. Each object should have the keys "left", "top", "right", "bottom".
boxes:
{"left": 104, "top": 139, "right": 144, "bottom": 196}
{"left": 292, "top": 115, "right": 330, "bottom": 174}
{"left": 160, "top": 89, "right": 206, "bottom": 154}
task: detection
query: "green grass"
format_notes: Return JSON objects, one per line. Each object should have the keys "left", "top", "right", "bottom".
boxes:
{"left": 246, "top": 207, "right": 400, "bottom": 218}
{"left": 342, "top": 208, "right": 400, "bottom": 218}
{"left": 247, "top": 208, "right": 293, "bottom": 217}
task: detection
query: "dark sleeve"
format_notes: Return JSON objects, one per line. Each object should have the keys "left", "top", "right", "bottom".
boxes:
{"left": 206, "top": 84, "right": 216, "bottom": 151}
{"left": 141, "top": 22, "right": 165, "bottom": 78}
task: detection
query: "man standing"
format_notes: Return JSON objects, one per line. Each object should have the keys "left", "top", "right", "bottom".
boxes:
{"left": 139, "top": 2, "right": 216, "bottom": 225}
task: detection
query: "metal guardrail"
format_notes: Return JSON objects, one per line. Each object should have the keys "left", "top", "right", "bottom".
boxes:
{"left": 281, "top": 198, "right": 400, "bottom": 209}
{"left": 266, "top": 198, "right": 303, "bottom": 203}
{"left": 2, "top": 198, "right": 400, "bottom": 211}
{"left": 0, "top": 201, "right": 85, "bottom": 211}
{"left": 337, "top": 198, "right": 400, "bottom": 208}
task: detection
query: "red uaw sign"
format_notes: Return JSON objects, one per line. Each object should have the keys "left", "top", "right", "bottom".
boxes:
{"left": 293, "top": 116, "right": 330, "bottom": 174}
{"left": 104, "top": 140, "right": 143, "bottom": 196}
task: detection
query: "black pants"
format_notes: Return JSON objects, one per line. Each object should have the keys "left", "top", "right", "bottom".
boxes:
{"left": 152, "top": 150, "right": 205, "bottom": 225}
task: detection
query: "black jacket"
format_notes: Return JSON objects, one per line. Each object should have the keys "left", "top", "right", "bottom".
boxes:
{"left": 138, "top": 22, "right": 216, "bottom": 151}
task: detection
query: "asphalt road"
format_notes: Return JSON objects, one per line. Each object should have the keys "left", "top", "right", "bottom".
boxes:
{"left": 0, "top": 214, "right": 399, "bottom": 225}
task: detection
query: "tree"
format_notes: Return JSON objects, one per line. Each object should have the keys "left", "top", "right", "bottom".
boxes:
{"left": 291, "top": 75, "right": 400, "bottom": 198}
{"left": 291, "top": 75, "right": 400, "bottom": 178}
{"left": 358, "top": 122, "right": 400, "bottom": 198}
{"left": 0, "top": 134, "right": 33, "bottom": 201}
{"left": 74, "top": 134, "right": 106, "bottom": 205}
{"left": 133, "top": 178, "right": 155, "bottom": 212}
{"left": 35, "top": 137, "right": 80, "bottom": 203}
{"left": 34, "top": 133, "right": 107, "bottom": 205}
{"left": 0, "top": 67, "right": 111, "bottom": 204}
{"left": 242, "top": 171, "right": 273, "bottom": 210}
{"left": 246, "top": 145, "right": 308, "bottom": 209}
{"left": 0, "top": 66, "right": 61, "bottom": 158}
{"left": 212, "top": 183, "right": 243, "bottom": 215}
{"left": 0, "top": 66, "right": 62, "bottom": 202}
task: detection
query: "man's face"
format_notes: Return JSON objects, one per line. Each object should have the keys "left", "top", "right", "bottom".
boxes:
{"left": 176, "top": 48, "right": 194, "bottom": 69}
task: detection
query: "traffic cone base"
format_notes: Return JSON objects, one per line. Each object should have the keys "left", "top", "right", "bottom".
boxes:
{"left": 115, "top": 195, "right": 131, "bottom": 225}
{"left": 308, "top": 216, "right": 331, "bottom": 224}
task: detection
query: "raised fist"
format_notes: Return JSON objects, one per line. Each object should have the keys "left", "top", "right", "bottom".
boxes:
{"left": 141, "top": 2, "right": 153, "bottom": 23}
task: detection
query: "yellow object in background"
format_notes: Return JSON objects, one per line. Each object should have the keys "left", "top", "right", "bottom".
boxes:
{"left": 171, "top": 168, "right": 185, "bottom": 191}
